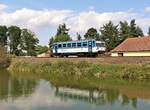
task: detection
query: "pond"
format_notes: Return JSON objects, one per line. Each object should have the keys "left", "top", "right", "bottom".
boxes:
{"left": 0, "top": 70, "right": 150, "bottom": 110}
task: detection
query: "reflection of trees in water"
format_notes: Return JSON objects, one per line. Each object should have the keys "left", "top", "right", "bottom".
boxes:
{"left": 122, "top": 95, "right": 137, "bottom": 108}
{"left": 55, "top": 87, "right": 137, "bottom": 108}
{"left": 0, "top": 70, "right": 37, "bottom": 100}
{"left": 0, "top": 70, "right": 10, "bottom": 99}
{"left": 0, "top": 70, "right": 139, "bottom": 108}
{"left": 105, "top": 89, "right": 119, "bottom": 105}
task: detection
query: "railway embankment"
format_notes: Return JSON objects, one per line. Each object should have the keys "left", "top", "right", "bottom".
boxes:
{"left": 12, "top": 56, "right": 150, "bottom": 64}
{"left": 9, "top": 57, "right": 150, "bottom": 80}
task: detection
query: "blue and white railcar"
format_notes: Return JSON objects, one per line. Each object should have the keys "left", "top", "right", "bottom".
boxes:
{"left": 52, "top": 39, "right": 106, "bottom": 57}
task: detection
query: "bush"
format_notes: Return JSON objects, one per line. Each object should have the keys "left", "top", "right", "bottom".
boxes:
{"left": 0, "top": 46, "right": 11, "bottom": 68}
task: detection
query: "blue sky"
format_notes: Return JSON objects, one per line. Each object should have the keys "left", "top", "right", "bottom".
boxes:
{"left": 2, "top": 0, "right": 150, "bottom": 12}
{"left": 0, "top": 0, "right": 150, "bottom": 45}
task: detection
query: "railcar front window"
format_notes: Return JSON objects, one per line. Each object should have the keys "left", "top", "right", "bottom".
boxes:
{"left": 52, "top": 45, "right": 55, "bottom": 49}
{"left": 96, "top": 43, "right": 105, "bottom": 47}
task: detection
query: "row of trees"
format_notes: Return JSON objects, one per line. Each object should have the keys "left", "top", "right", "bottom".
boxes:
{"left": 0, "top": 26, "right": 39, "bottom": 56}
{"left": 100, "top": 19, "right": 144, "bottom": 51}
{"left": 49, "top": 19, "right": 150, "bottom": 51}
{"left": 0, "top": 19, "right": 148, "bottom": 56}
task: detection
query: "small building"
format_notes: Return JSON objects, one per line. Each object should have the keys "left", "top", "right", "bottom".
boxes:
{"left": 111, "top": 37, "right": 150, "bottom": 57}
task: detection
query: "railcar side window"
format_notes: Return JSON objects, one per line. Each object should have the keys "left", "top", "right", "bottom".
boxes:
{"left": 63, "top": 44, "right": 67, "bottom": 48}
{"left": 58, "top": 44, "right": 62, "bottom": 48}
{"left": 77, "top": 43, "right": 82, "bottom": 47}
{"left": 83, "top": 42, "right": 87, "bottom": 47}
{"left": 72, "top": 43, "right": 76, "bottom": 47}
{"left": 67, "top": 43, "right": 71, "bottom": 48}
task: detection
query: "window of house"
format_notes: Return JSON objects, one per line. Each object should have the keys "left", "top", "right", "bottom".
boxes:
{"left": 118, "top": 53, "right": 123, "bottom": 57}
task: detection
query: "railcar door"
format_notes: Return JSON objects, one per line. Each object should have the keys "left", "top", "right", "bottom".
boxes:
{"left": 88, "top": 41, "right": 92, "bottom": 53}
{"left": 54, "top": 44, "right": 58, "bottom": 54}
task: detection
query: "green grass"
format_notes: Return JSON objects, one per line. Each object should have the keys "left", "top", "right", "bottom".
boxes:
{"left": 9, "top": 60, "right": 150, "bottom": 80}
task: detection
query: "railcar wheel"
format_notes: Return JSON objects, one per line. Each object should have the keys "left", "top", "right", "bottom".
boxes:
{"left": 59, "top": 54, "right": 64, "bottom": 58}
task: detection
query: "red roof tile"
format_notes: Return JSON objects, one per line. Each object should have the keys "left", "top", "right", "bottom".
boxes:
{"left": 112, "top": 37, "right": 150, "bottom": 52}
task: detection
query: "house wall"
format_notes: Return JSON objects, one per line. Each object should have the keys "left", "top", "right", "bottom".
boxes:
{"left": 111, "top": 51, "right": 150, "bottom": 57}
{"left": 111, "top": 53, "right": 118, "bottom": 56}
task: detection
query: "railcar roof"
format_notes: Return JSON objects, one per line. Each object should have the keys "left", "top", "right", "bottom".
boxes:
{"left": 54, "top": 39, "right": 95, "bottom": 44}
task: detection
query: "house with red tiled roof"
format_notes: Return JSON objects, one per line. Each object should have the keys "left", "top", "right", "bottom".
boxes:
{"left": 111, "top": 37, "right": 150, "bottom": 57}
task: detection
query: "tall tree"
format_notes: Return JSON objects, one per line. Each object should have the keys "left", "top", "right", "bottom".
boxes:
{"left": 100, "top": 21, "right": 119, "bottom": 51}
{"left": 53, "top": 23, "right": 72, "bottom": 42}
{"left": 49, "top": 37, "right": 54, "bottom": 49}
{"left": 136, "top": 26, "right": 144, "bottom": 37}
{"left": 84, "top": 28, "right": 100, "bottom": 40}
{"left": 8, "top": 26, "right": 22, "bottom": 55}
{"left": 56, "top": 23, "right": 69, "bottom": 36}
{"left": 54, "top": 34, "right": 71, "bottom": 42}
{"left": 21, "top": 29, "right": 39, "bottom": 56}
{"left": 129, "top": 19, "right": 143, "bottom": 37}
{"left": 119, "top": 20, "right": 144, "bottom": 43}
{"left": 77, "top": 33, "right": 81, "bottom": 40}
{"left": 0, "top": 26, "right": 8, "bottom": 46}
{"left": 119, "top": 21, "right": 130, "bottom": 42}
{"left": 129, "top": 19, "right": 137, "bottom": 37}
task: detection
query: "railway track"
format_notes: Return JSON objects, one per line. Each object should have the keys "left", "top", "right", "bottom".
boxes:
{"left": 16, "top": 56, "right": 150, "bottom": 64}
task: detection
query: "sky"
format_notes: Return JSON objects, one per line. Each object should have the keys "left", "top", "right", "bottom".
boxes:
{"left": 0, "top": 0, "right": 150, "bottom": 45}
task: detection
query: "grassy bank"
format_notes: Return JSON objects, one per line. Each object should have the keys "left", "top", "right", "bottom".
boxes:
{"left": 9, "top": 60, "right": 150, "bottom": 80}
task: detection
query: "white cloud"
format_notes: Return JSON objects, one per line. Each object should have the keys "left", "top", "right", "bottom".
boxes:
{"left": 0, "top": 3, "right": 150, "bottom": 44}
{"left": 0, "top": 7, "right": 73, "bottom": 32}
{"left": 89, "top": 6, "right": 95, "bottom": 10}
{"left": 0, "top": 4, "right": 7, "bottom": 11}
{"left": 68, "top": 10, "right": 137, "bottom": 34}
{"left": 145, "top": 7, "right": 150, "bottom": 13}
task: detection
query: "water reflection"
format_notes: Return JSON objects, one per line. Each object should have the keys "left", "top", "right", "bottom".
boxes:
{"left": 0, "top": 70, "right": 36, "bottom": 100}
{"left": 0, "top": 70, "right": 150, "bottom": 110}
{"left": 55, "top": 87, "right": 138, "bottom": 108}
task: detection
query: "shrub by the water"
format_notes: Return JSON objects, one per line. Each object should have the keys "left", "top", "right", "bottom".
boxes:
{"left": 0, "top": 46, "right": 11, "bottom": 68}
